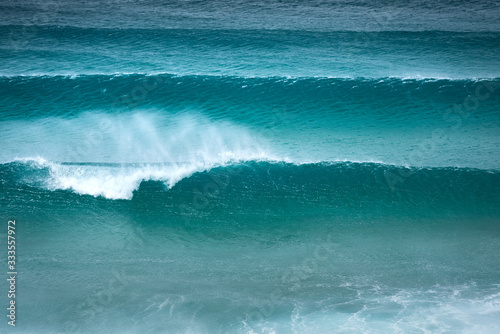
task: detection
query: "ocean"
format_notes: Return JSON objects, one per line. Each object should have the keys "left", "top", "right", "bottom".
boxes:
{"left": 1, "top": 0, "right": 500, "bottom": 333}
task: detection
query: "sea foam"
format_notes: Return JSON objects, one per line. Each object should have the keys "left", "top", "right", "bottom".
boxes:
{"left": 10, "top": 111, "right": 283, "bottom": 199}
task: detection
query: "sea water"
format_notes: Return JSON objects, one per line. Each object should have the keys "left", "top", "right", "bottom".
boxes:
{"left": 1, "top": 0, "right": 500, "bottom": 333}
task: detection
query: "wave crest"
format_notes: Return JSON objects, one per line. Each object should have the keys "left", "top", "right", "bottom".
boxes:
{"left": 13, "top": 156, "right": 279, "bottom": 200}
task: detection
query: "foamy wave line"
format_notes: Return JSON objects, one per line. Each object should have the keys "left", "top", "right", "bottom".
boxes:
{"left": 1, "top": 72, "right": 497, "bottom": 81}
{"left": 14, "top": 154, "right": 288, "bottom": 200}
{"left": 8, "top": 156, "right": 500, "bottom": 200}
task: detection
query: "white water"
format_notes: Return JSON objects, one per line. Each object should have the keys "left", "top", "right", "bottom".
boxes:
{"left": 4, "top": 111, "right": 285, "bottom": 199}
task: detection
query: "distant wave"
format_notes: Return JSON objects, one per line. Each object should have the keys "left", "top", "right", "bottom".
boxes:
{"left": 2, "top": 73, "right": 497, "bottom": 84}
{"left": 2, "top": 27, "right": 499, "bottom": 78}
{"left": 1, "top": 73, "right": 499, "bottom": 80}
{"left": 1, "top": 74, "right": 498, "bottom": 120}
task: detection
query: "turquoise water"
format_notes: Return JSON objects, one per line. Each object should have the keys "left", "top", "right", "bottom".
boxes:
{"left": 1, "top": 0, "right": 500, "bottom": 333}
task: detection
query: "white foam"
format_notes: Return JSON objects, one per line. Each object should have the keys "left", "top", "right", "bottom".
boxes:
{"left": 17, "top": 153, "right": 278, "bottom": 200}
{"left": 4, "top": 111, "right": 289, "bottom": 199}
{"left": 244, "top": 284, "right": 500, "bottom": 334}
{"left": 48, "top": 161, "right": 202, "bottom": 200}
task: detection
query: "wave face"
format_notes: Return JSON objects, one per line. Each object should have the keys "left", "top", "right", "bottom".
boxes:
{"left": 1, "top": 1, "right": 500, "bottom": 333}
{"left": 4, "top": 159, "right": 500, "bottom": 211}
